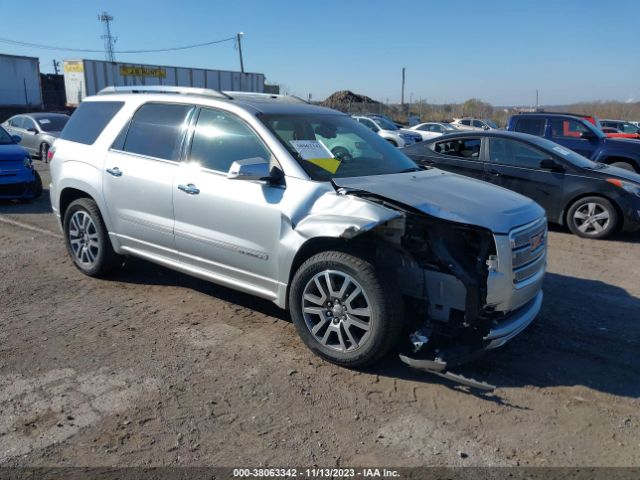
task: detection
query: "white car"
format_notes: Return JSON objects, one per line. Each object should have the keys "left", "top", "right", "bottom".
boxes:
{"left": 352, "top": 115, "right": 422, "bottom": 147}
{"left": 408, "top": 122, "right": 459, "bottom": 141}
{"left": 450, "top": 118, "right": 499, "bottom": 131}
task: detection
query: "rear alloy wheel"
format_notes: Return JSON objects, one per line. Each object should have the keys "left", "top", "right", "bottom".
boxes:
{"left": 63, "top": 198, "right": 122, "bottom": 277}
{"left": 567, "top": 196, "right": 618, "bottom": 239}
{"left": 40, "top": 143, "right": 49, "bottom": 162}
{"left": 289, "top": 250, "right": 402, "bottom": 368}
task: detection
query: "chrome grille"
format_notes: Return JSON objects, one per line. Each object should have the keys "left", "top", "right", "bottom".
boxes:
{"left": 510, "top": 217, "right": 547, "bottom": 285}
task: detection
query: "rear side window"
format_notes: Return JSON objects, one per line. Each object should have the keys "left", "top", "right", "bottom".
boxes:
{"left": 434, "top": 138, "right": 481, "bottom": 159}
{"left": 59, "top": 101, "right": 124, "bottom": 145}
{"left": 122, "top": 103, "right": 193, "bottom": 161}
{"left": 514, "top": 118, "right": 546, "bottom": 136}
{"left": 549, "top": 118, "right": 589, "bottom": 139}
{"left": 9, "top": 116, "right": 24, "bottom": 128}
{"left": 489, "top": 138, "right": 546, "bottom": 168}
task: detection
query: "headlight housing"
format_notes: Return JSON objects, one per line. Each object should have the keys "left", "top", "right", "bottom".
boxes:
{"left": 607, "top": 178, "right": 640, "bottom": 197}
{"left": 23, "top": 155, "right": 33, "bottom": 169}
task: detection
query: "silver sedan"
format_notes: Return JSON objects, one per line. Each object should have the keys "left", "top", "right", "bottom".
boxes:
{"left": 2, "top": 112, "right": 69, "bottom": 161}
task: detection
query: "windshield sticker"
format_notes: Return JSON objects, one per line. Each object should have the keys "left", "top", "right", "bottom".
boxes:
{"left": 39, "top": 119, "right": 51, "bottom": 125}
{"left": 552, "top": 146, "right": 570, "bottom": 156}
{"left": 289, "top": 140, "right": 341, "bottom": 174}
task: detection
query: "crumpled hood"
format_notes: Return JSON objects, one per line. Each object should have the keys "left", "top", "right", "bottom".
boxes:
{"left": 333, "top": 169, "right": 545, "bottom": 234}
{"left": 0, "top": 144, "right": 28, "bottom": 161}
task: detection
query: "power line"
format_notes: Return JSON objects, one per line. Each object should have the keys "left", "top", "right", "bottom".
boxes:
{"left": 0, "top": 35, "right": 237, "bottom": 54}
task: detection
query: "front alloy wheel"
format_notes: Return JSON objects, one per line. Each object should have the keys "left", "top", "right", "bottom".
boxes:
{"left": 567, "top": 196, "right": 618, "bottom": 239}
{"left": 289, "top": 250, "right": 402, "bottom": 367}
{"left": 68, "top": 210, "right": 101, "bottom": 267}
{"left": 302, "top": 270, "right": 372, "bottom": 353}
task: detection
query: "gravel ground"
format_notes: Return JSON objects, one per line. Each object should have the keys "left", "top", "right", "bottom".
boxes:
{"left": 0, "top": 162, "right": 639, "bottom": 467}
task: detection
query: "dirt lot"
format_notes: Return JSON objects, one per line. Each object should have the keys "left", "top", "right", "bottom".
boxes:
{"left": 0, "top": 162, "right": 639, "bottom": 468}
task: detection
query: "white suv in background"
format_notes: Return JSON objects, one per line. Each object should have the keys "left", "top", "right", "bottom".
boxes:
{"left": 451, "top": 118, "right": 499, "bottom": 131}
{"left": 351, "top": 115, "right": 422, "bottom": 147}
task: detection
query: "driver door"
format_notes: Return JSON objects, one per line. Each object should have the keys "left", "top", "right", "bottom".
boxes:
{"left": 173, "top": 107, "right": 284, "bottom": 296}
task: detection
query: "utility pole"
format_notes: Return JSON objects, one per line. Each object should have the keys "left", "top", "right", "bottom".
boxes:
{"left": 401, "top": 67, "right": 406, "bottom": 107}
{"left": 237, "top": 32, "right": 245, "bottom": 73}
{"left": 98, "top": 12, "right": 116, "bottom": 62}
{"left": 52, "top": 60, "right": 60, "bottom": 75}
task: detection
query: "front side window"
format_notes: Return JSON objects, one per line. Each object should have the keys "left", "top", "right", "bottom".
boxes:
{"left": 122, "top": 103, "right": 193, "bottom": 161}
{"left": 461, "top": 119, "right": 471, "bottom": 126}
{"left": 622, "top": 122, "right": 638, "bottom": 134}
{"left": 434, "top": 138, "right": 481, "bottom": 159}
{"left": 188, "top": 108, "right": 271, "bottom": 173}
{"left": 489, "top": 138, "right": 546, "bottom": 169}
{"left": 261, "top": 113, "right": 417, "bottom": 181}
{"left": 358, "top": 118, "right": 378, "bottom": 131}
{"left": 472, "top": 120, "right": 484, "bottom": 128}
{"left": 22, "top": 117, "right": 37, "bottom": 131}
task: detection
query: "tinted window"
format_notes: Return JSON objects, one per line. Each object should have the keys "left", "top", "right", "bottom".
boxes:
{"left": 123, "top": 103, "right": 192, "bottom": 161}
{"left": 489, "top": 138, "right": 546, "bottom": 169}
{"left": 461, "top": 120, "right": 471, "bottom": 126}
{"left": 9, "top": 116, "right": 24, "bottom": 128}
{"left": 514, "top": 118, "right": 546, "bottom": 136}
{"left": 60, "top": 101, "right": 124, "bottom": 145}
{"left": 472, "top": 120, "right": 484, "bottom": 128}
{"left": 188, "top": 108, "right": 270, "bottom": 173}
{"left": 549, "top": 118, "right": 589, "bottom": 139}
{"left": 358, "top": 118, "right": 377, "bottom": 131}
{"left": 434, "top": 138, "right": 481, "bottom": 159}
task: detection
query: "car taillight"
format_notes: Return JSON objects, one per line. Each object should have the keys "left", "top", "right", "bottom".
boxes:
{"left": 47, "top": 147, "right": 55, "bottom": 162}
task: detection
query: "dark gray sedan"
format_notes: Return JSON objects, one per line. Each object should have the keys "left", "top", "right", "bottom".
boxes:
{"left": 2, "top": 113, "right": 69, "bottom": 161}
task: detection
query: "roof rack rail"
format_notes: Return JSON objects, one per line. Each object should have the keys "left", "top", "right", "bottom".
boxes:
{"left": 223, "top": 91, "right": 309, "bottom": 104}
{"left": 97, "top": 85, "right": 232, "bottom": 99}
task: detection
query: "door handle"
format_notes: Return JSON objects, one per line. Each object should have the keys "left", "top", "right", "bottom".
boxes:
{"left": 178, "top": 183, "right": 200, "bottom": 195}
{"left": 106, "top": 167, "right": 123, "bottom": 177}
{"left": 487, "top": 169, "right": 501, "bottom": 177}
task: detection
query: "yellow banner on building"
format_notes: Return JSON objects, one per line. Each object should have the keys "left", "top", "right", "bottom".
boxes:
{"left": 119, "top": 66, "right": 167, "bottom": 78}
{"left": 64, "top": 61, "right": 84, "bottom": 73}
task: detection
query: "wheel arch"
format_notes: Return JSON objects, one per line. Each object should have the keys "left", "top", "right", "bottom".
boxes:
{"left": 599, "top": 155, "right": 640, "bottom": 172}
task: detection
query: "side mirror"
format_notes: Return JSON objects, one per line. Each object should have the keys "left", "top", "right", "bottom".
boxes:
{"left": 580, "top": 131, "right": 596, "bottom": 140}
{"left": 540, "top": 159, "right": 565, "bottom": 172}
{"left": 227, "top": 157, "right": 273, "bottom": 182}
{"left": 11, "top": 135, "right": 21, "bottom": 144}
{"left": 27, "top": 128, "right": 38, "bottom": 134}
{"left": 483, "top": 125, "right": 490, "bottom": 130}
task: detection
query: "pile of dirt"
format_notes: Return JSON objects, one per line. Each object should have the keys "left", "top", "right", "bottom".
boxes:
{"left": 321, "top": 90, "right": 381, "bottom": 109}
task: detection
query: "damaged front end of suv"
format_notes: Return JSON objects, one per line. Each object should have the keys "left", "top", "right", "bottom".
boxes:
{"left": 323, "top": 170, "right": 547, "bottom": 370}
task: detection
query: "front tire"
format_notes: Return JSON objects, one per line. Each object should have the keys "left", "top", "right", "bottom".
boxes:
{"left": 63, "top": 198, "right": 122, "bottom": 277}
{"left": 566, "top": 196, "right": 618, "bottom": 239}
{"left": 289, "top": 250, "right": 403, "bottom": 368}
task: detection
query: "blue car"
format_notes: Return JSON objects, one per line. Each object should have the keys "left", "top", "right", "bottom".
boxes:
{"left": 0, "top": 126, "right": 42, "bottom": 200}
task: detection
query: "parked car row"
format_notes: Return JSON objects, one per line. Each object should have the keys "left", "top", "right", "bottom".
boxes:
{"left": 2, "top": 113, "right": 69, "bottom": 161}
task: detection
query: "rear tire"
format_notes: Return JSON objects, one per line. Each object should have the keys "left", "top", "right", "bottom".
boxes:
{"left": 566, "top": 196, "right": 618, "bottom": 239}
{"left": 289, "top": 250, "right": 403, "bottom": 368}
{"left": 63, "top": 198, "right": 122, "bottom": 277}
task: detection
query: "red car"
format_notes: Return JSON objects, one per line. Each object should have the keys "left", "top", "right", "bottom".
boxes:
{"left": 601, "top": 126, "right": 640, "bottom": 140}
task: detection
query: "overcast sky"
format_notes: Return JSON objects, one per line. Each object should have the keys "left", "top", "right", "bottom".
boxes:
{"left": 2, "top": 0, "right": 638, "bottom": 105}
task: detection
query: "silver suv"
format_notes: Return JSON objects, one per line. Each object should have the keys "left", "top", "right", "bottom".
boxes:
{"left": 50, "top": 86, "right": 546, "bottom": 369}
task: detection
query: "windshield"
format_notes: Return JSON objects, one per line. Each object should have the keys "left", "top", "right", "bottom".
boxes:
{"left": 485, "top": 119, "right": 499, "bottom": 129}
{"left": 35, "top": 115, "right": 68, "bottom": 132}
{"left": 0, "top": 126, "right": 15, "bottom": 145}
{"left": 371, "top": 116, "right": 398, "bottom": 131}
{"left": 260, "top": 114, "right": 418, "bottom": 181}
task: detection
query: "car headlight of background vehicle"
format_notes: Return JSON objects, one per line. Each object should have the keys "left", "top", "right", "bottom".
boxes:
{"left": 23, "top": 155, "right": 33, "bottom": 169}
{"left": 607, "top": 178, "right": 640, "bottom": 197}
